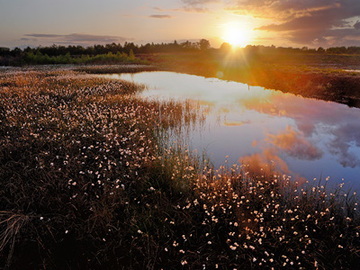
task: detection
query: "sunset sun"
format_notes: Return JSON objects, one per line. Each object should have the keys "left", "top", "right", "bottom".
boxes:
{"left": 223, "top": 22, "right": 253, "bottom": 48}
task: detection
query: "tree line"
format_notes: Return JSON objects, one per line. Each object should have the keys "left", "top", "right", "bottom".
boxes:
{"left": 1, "top": 39, "right": 360, "bottom": 66}
{"left": 0, "top": 40, "right": 210, "bottom": 58}
{"left": 0, "top": 39, "right": 212, "bottom": 65}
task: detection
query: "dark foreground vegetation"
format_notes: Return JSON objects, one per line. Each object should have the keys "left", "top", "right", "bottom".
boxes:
{"left": 1, "top": 69, "right": 360, "bottom": 269}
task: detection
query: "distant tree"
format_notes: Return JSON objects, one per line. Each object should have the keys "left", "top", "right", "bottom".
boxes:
{"left": 219, "top": 42, "right": 232, "bottom": 52}
{"left": 347, "top": 46, "right": 360, "bottom": 54}
{"left": 0, "top": 47, "right": 10, "bottom": 57}
{"left": 10, "top": 47, "right": 22, "bottom": 57}
{"left": 105, "top": 43, "right": 122, "bottom": 54}
{"left": 317, "top": 47, "right": 325, "bottom": 53}
{"left": 327, "top": 46, "right": 347, "bottom": 54}
{"left": 128, "top": 49, "right": 135, "bottom": 60}
{"left": 180, "top": 41, "right": 197, "bottom": 51}
{"left": 92, "top": 44, "right": 105, "bottom": 55}
{"left": 199, "top": 39, "right": 211, "bottom": 51}
{"left": 123, "top": 42, "right": 138, "bottom": 54}
{"left": 139, "top": 43, "right": 152, "bottom": 53}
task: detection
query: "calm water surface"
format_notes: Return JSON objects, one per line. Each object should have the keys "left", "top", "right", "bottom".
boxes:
{"left": 104, "top": 72, "right": 360, "bottom": 189}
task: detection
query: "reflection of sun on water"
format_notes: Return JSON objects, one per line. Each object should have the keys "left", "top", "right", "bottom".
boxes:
{"left": 222, "top": 22, "right": 253, "bottom": 48}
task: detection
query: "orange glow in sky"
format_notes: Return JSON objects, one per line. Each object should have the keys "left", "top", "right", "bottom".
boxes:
{"left": 222, "top": 22, "right": 254, "bottom": 48}
{"left": 1, "top": 0, "right": 360, "bottom": 48}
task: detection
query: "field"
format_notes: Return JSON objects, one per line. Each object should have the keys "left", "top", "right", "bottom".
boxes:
{"left": 1, "top": 68, "right": 360, "bottom": 269}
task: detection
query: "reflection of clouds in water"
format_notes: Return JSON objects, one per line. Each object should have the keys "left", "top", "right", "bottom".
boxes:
{"left": 240, "top": 126, "right": 322, "bottom": 181}
{"left": 240, "top": 148, "right": 308, "bottom": 185}
{"left": 113, "top": 71, "right": 360, "bottom": 182}
{"left": 243, "top": 92, "right": 360, "bottom": 169}
{"left": 266, "top": 126, "right": 323, "bottom": 160}
{"left": 241, "top": 148, "right": 289, "bottom": 175}
{"left": 328, "top": 122, "right": 360, "bottom": 168}
{"left": 223, "top": 120, "right": 251, "bottom": 127}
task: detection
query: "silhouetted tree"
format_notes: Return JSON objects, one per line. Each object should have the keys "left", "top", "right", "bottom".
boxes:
{"left": 317, "top": 47, "right": 325, "bottom": 53}
{"left": 219, "top": 42, "right": 232, "bottom": 52}
{"left": 199, "top": 39, "right": 210, "bottom": 50}
{"left": 10, "top": 47, "right": 22, "bottom": 57}
{"left": 0, "top": 47, "right": 10, "bottom": 57}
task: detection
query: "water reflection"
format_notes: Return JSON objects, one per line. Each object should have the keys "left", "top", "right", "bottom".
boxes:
{"left": 103, "top": 72, "right": 360, "bottom": 189}
{"left": 242, "top": 93, "right": 360, "bottom": 169}
{"left": 265, "top": 126, "right": 323, "bottom": 161}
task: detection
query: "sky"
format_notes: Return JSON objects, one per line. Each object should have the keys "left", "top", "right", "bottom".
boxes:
{"left": 1, "top": 0, "right": 360, "bottom": 49}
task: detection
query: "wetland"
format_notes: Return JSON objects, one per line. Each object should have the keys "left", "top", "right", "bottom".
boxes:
{"left": 0, "top": 66, "right": 360, "bottom": 269}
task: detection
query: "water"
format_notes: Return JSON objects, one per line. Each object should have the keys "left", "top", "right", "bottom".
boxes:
{"left": 103, "top": 71, "right": 360, "bottom": 190}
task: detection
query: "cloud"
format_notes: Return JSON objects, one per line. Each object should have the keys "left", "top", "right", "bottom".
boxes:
{"left": 25, "top": 34, "right": 62, "bottom": 38}
{"left": 182, "top": 0, "right": 219, "bottom": 5}
{"left": 153, "top": 7, "right": 164, "bottom": 11}
{"left": 229, "top": 0, "right": 360, "bottom": 46}
{"left": 355, "top": 20, "right": 360, "bottom": 30}
{"left": 20, "top": 37, "right": 37, "bottom": 41}
{"left": 176, "top": 6, "right": 209, "bottom": 12}
{"left": 266, "top": 126, "right": 323, "bottom": 160}
{"left": 178, "top": 0, "right": 360, "bottom": 44}
{"left": 23, "top": 33, "right": 127, "bottom": 46}
{"left": 180, "top": 0, "right": 220, "bottom": 12}
{"left": 149, "top": 14, "right": 173, "bottom": 19}
{"left": 230, "top": 0, "right": 356, "bottom": 21}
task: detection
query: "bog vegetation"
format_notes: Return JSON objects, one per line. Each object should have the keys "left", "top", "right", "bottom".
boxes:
{"left": 0, "top": 69, "right": 359, "bottom": 269}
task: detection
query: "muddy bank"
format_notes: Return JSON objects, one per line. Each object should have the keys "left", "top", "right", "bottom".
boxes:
{"left": 75, "top": 64, "right": 159, "bottom": 74}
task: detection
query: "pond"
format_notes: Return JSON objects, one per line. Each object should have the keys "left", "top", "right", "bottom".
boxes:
{"left": 103, "top": 71, "right": 360, "bottom": 190}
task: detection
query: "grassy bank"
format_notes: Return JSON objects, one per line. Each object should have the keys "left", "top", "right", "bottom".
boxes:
{"left": 75, "top": 64, "right": 159, "bottom": 74}
{"left": 0, "top": 69, "right": 359, "bottom": 269}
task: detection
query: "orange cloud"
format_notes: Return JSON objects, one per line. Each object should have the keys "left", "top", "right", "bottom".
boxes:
{"left": 149, "top": 15, "right": 173, "bottom": 19}
{"left": 223, "top": 120, "right": 250, "bottom": 126}
{"left": 266, "top": 126, "right": 323, "bottom": 160}
{"left": 240, "top": 148, "right": 290, "bottom": 176}
{"left": 229, "top": 0, "right": 360, "bottom": 46}
{"left": 240, "top": 148, "right": 308, "bottom": 185}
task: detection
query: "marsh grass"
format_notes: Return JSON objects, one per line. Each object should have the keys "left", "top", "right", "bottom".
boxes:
{"left": 182, "top": 166, "right": 360, "bottom": 269}
{"left": 0, "top": 69, "right": 359, "bottom": 269}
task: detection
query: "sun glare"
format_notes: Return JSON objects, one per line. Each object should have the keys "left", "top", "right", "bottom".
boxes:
{"left": 223, "top": 22, "right": 253, "bottom": 48}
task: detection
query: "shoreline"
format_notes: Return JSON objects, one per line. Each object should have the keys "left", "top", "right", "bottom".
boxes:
{"left": 2, "top": 58, "right": 360, "bottom": 108}
{"left": 140, "top": 52, "right": 360, "bottom": 108}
